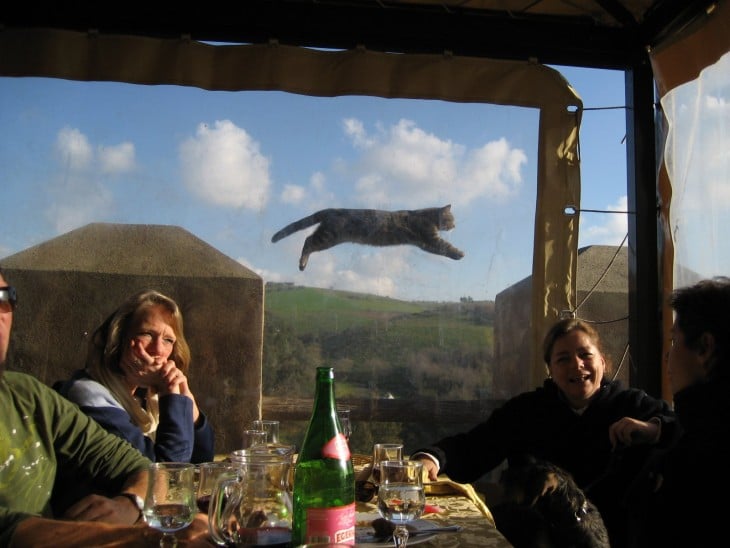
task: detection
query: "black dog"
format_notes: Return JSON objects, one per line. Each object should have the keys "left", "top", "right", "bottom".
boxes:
{"left": 491, "top": 456, "right": 610, "bottom": 548}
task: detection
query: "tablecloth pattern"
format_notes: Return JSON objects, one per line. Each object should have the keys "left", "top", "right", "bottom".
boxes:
{"left": 355, "top": 456, "right": 512, "bottom": 547}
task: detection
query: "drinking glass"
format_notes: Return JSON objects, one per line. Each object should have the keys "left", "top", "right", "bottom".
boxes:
{"left": 377, "top": 460, "right": 425, "bottom": 548}
{"left": 143, "top": 462, "right": 196, "bottom": 548}
{"left": 250, "top": 420, "right": 280, "bottom": 444}
{"left": 242, "top": 428, "right": 268, "bottom": 449}
{"left": 337, "top": 408, "right": 352, "bottom": 443}
{"left": 370, "top": 443, "right": 403, "bottom": 485}
{"left": 196, "top": 461, "right": 235, "bottom": 514}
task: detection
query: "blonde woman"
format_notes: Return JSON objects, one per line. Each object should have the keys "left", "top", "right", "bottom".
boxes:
{"left": 56, "top": 289, "right": 214, "bottom": 463}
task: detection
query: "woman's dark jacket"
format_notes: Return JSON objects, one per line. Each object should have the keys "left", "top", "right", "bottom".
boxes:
{"left": 54, "top": 369, "right": 214, "bottom": 463}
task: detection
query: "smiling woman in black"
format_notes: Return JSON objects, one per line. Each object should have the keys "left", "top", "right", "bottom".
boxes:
{"left": 412, "top": 318, "right": 678, "bottom": 548}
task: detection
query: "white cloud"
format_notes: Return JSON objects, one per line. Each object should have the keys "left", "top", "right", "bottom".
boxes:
{"left": 55, "top": 127, "right": 93, "bottom": 171}
{"left": 293, "top": 251, "right": 401, "bottom": 297}
{"left": 579, "top": 195, "right": 628, "bottom": 247}
{"left": 340, "top": 118, "right": 526, "bottom": 207}
{"left": 460, "top": 138, "right": 527, "bottom": 202}
{"left": 46, "top": 127, "right": 129, "bottom": 233}
{"left": 179, "top": 120, "right": 271, "bottom": 210}
{"left": 280, "top": 184, "right": 306, "bottom": 204}
{"left": 259, "top": 241, "right": 445, "bottom": 298}
{"left": 45, "top": 175, "right": 114, "bottom": 233}
{"left": 277, "top": 171, "right": 336, "bottom": 210}
{"left": 342, "top": 117, "right": 374, "bottom": 148}
{"left": 98, "top": 142, "right": 136, "bottom": 174}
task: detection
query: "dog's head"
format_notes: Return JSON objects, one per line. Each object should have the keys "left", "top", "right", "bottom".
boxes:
{"left": 499, "top": 455, "right": 568, "bottom": 506}
{"left": 496, "top": 455, "right": 611, "bottom": 548}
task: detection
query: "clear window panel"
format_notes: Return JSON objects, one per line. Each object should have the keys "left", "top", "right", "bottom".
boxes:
{"left": 0, "top": 69, "right": 627, "bottom": 458}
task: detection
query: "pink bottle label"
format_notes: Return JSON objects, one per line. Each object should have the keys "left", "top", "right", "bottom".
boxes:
{"left": 321, "top": 432, "right": 351, "bottom": 460}
{"left": 304, "top": 502, "right": 356, "bottom": 545}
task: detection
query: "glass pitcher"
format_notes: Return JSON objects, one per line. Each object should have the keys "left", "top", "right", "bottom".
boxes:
{"left": 208, "top": 455, "right": 293, "bottom": 547}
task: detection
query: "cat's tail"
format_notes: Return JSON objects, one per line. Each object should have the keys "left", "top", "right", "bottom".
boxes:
{"left": 271, "top": 210, "right": 326, "bottom": 242}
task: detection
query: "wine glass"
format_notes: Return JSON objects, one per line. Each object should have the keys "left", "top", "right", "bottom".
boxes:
{"left": 376, "top": 460, "right": 425, "bottom": 548}
{"left": 196, "top": 461, "right": 235, "bottom": 514}
{"left": 143, "top": 462, "right": 196, "bottom": 548}
{"left": 337, "top": 408, "right": 352, "bottom": 443}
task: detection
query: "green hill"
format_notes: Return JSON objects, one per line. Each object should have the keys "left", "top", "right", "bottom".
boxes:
{"left": 265, "top": 282, "right": 430, "bottom": 335}
{"left": 263, "top": 283, "right": 497, "bottom": 453}
{"left": 264, "top": 282, "right": 495, "bottom": 399}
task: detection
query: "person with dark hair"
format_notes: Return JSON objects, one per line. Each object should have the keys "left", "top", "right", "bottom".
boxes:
{"left": 55, "top": 289, "right": 214, "bottom": 464}
{"left": 630, "top": 276, "right": 730, "bottom": 547}
{"left": 411, "top": 317, "right": 678, "bottom": 548}
{"left": 0, "top": 267, "right": 211, "bottom": 546}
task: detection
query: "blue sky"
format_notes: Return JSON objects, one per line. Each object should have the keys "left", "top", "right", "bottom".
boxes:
{"left": 0, "top": 65, "right": 629, "bottom": 301}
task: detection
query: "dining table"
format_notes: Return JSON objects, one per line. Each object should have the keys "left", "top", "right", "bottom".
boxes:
{"left": 353, "top": 455, "right": 513, "bottom": 547}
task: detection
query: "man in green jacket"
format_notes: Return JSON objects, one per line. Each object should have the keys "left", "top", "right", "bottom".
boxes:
{"left": 0, "top": 267, "right": 211, "bottom": 547}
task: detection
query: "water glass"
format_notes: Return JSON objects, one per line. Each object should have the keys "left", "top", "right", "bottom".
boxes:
{"left": 250, "top": 419, "right": 280, "bottom": 444}
{"left": 143, "top": 462, "right": 196, "bottom": 548}
{"left": 370, "top": 443, "right": 403, "bottom": 485}
{"left": 241, "top": 428, "right": 268, "bottom": 449}
{"left": 377, "top": 460, "right": 425, "bottom": 548}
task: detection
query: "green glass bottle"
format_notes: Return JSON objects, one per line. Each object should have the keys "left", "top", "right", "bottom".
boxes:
{"left": 292, "top": 367, "right": 356, "bottom": 546}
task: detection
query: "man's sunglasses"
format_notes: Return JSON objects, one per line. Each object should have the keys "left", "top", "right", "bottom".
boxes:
{"left": 0, "top": 286, "right": 17, "bottom": 313}
{"left": 355, "top": 479, "right": 378, "bottom": 503}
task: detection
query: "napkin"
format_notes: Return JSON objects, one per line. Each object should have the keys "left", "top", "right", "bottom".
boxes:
{"left": 425, "top": 476, "right": 495, "bottom": 524}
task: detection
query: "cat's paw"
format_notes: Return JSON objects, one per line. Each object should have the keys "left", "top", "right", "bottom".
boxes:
{"left": 450, "top": 249, "right": 465, "bottom": 259}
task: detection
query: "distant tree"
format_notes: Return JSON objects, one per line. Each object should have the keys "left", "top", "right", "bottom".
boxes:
{"left": 262, "top": 319, "right": 319, "bottom": 397}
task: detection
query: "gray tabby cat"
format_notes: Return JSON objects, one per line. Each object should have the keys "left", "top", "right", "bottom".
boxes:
{"left": 271, "top": 204, "right": 465, "bottom": 271}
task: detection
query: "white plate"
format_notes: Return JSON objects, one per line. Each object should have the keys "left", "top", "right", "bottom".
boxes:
{"left": 355, "top": 514, "right": 437, "bottom": 546}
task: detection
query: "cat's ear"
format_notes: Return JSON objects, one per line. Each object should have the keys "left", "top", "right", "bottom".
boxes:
{"left": 444, "top": 204, "right": 452, "bottom": 211}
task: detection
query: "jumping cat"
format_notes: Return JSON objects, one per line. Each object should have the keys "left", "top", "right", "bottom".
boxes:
{"left": 271, "top": 204, "right": 465, "bottom": 271}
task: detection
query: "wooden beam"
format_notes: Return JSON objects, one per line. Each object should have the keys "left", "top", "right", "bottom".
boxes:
{"left": 263, "top": 396, "right": 506, "bottom": 424}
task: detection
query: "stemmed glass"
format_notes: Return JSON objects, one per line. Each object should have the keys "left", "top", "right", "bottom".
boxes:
{"left": 338, "top": 408, "right": 352, "bottom": 443}
{"left": 376, "top": 460, "right": 425, "bottom": 548}
{"left": 143, "top": 462, "right": 196, "bottom": 548}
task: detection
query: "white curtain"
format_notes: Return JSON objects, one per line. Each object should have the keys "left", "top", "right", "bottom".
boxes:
{"left": 663, "top": 51, "right": 730, "bottom": 287}
{"left": 650, "top": 1, "right": 730, "bottom": 399}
